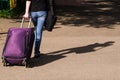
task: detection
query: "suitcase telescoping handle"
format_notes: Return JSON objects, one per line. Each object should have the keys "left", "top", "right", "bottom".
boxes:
{"left": 20, "top": 18, "right": 32, "bottom": 28}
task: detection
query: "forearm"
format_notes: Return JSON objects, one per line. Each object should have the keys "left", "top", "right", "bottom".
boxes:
{"left": 25, "top": 1, "right": 31, "bottom": 14}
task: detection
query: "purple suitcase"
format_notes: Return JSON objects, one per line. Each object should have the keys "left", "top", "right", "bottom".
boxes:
{"left": 2, "top": 18, "right": 34, "bottom": 67}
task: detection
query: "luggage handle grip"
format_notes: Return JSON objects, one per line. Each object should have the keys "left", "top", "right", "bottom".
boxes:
{"left": 20, "top": 18, "right": 31, "bottom": 28}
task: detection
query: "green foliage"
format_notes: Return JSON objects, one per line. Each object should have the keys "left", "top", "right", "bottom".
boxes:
{"left": 0, "top": 0, "right": 25, "bottom": 18}
{"left": 0, "top": 10, "right": 10, "bottom": 18}
{"left": 0, "top": 8, "right": 23, "bottom": 18}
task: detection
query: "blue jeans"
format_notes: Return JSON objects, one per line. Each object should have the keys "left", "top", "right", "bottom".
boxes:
{"left": 30, "top": 11, "right": 47, "bottom": 55}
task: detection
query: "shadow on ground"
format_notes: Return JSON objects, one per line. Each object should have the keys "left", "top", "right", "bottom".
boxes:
{"left": 1, "top": 0, "right": 119, "bottom": 34}
{"left": 29, "top": 41, "right": 115, "bottom": 68}
{"left": 0, "top": 33, "right": 7, "bottom": 35}
{"left": 56, "top": 0, "right": 120, "bottom": 28}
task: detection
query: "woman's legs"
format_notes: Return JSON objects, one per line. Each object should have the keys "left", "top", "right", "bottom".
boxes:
{"left": 30, "top": 11, "right": 47, "bottom": 57}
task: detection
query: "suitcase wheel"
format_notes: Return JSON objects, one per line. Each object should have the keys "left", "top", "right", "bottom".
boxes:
{"left": 22, "top": 58, "right": 30, "bottom": 68}
{"left": 2, "top": 56, "right": 7, "bottom": 66}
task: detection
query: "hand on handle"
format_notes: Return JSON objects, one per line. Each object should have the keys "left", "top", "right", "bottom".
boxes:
{"left": 23, "top": 13, "right": 30, "bottom": 19}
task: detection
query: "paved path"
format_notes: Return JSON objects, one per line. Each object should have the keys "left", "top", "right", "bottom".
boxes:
{"left": 0, "top": 18, "right": 120, "bottom": 80}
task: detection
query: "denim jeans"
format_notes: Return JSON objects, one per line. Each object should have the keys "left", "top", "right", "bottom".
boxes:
{"left": 30, "top": 11, "right": 47, "bottom": 55}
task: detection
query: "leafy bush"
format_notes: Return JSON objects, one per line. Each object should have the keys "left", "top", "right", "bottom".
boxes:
{"left": 0, "top": 0, "right": 25, "bottom": 18}
{"left": 0, "top": 10, "right": 10, "bottom": 18}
